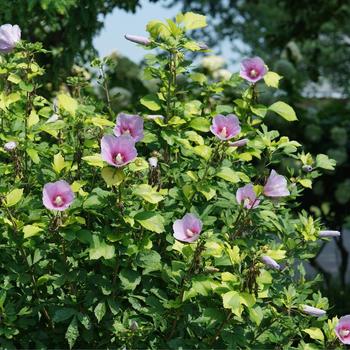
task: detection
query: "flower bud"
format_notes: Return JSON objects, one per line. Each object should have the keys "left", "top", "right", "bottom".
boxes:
{"left": 319, "top": 230, "right": 341, "bottom": 238}
{"left": 229, "top": 138, "right": 248, "bottom": 147}
{"left": 124, "top": 34, "right": 151, "bottom": 46}
{"left": 4, "top": 141, "right": 17, "bottom": 151}
{"left": 129, "top": 320, "right": 138, "bottom": 332}
{"left": 198, "top": 42, "right": 209, "bottom": 50}
{"left": 302, "top": 305, "right": 326, "bottom": 317}
{"left": 148, "top": 157, "right": 158, "bottom": 168}
{"left": 302, "top": 165, "right": 313, "bottom": 173}
{"left": 261, "top": 255, "right": 280, "bottom": 270}
{"left": 146, "top": 114, "right": 164, "bottom": 121}
{"left": 46, "top": 113, "right": 59, "bottom": 123}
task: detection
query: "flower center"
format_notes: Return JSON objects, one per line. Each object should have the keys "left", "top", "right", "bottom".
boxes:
{"left": 219, "top": 126, "right": 227, "bottom": 138}
{"left": 115, "top": 153, "right": 124, "bottom": 165}
{"left": 250, "top": 69, "right": 257, "bottom": 77}
{"left": 244, "top": 198, "right": 251, "bottom": 206}
{"left": 340, "top": 329, "right": 350, "bottom": 337}
{"left": 122, "top": 128, "right": 131, "bottom": 136}
{"left": 54, "top": 195, "right": 64, "bottom": 206}
{"left": 186, "top": 228, "right": 196, "bottom": 237}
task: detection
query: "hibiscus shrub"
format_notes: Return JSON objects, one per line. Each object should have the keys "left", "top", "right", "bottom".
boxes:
{"left": 0, "top": 14, "right": 347, "bottom": 349}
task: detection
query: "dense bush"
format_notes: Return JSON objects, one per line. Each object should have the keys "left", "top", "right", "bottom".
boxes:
{"left": 0, "top": 14, "right": 348, "bottom": 349}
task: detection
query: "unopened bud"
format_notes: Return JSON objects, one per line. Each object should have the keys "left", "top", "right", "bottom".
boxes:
{"left": 125, "top": 34, "right": 151, "bottom": 46}
{"left": 319, "top": 230, "right": 341, "bottom": 238}
{"left": 4, "top": 141, "right": 17, "bottom": 151}
{"left": 302, "top": 305, "right": 326, "bottom": 317}
{"left": 302, "top": 165, "right": 313, "bottom": 173}
{"left": 261, "top": 255, "right": 280, "bottom": 270}
{"left": 148, "top": 157, "right": 158, "bottom": 168}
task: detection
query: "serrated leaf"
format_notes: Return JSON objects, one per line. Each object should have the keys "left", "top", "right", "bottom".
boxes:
{"left": 264, "top": 71, "right": 282, "bottom": 88}
{"left": 6, "top": 188, "right": 23, "bottom": 207}
{"left": 58, "top": 94, "right": 78, "bottom": 117}
{"left": 94, "top": 302, "right": 106, "bottom": 323}
{"left": 65, "top": 316, "right": 79, "bottom": 349}
{"left": 82, "top": 154, "right": 104, "bottom": 168}
{"left": 216, "top": 167, "right": 240, "bottom": 183}
{"left": 53, "top": 153, "right": 66, "bottom": 174}
{"left": 119, "top": 269, "right": 141, "bottom": 291}
{"left": 140, "top": 94, "right": 161, "bottom": 111}
{"left": 133, "top": 184, "right": 163, "bottom": 204}
{"left": 299, "top": 178, "right": 312, "bottom": 188}
{"left": 222, "top": 291, "right": 242, "bottom": 316}
{"left": 303, "top": 328, "right": 324, "bottom": 342}
{"left": 182, "top": 12, "right": 207, "bottom": 30}
{"left": 101, "top": 167, "right": 124, "bottom": 187}
{"left": 89, "top": 235, "right": 115, "bottom": 260}
{"left": 23, "top": 225, "right": 43, "bottom": 239}
{"left": 269, "top": 101, "right": 297, "bottom": 121}
{"left": 315, "top": 154, "right": 336, "bottom": 170}
{"left": 134, "top": 211, "right": 165, "bottom": 233}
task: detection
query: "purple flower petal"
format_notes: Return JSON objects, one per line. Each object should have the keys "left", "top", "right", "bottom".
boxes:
{"left": 263, "top": 169, "right": 290, "bottom": 197}
{"left": 114, "top": 113, "right": 144, "bottom": 142}
{"left": 335, "top": 315, "right": 350, "bottom": 344}
{"left": 229, "top": 138, "right": 248, "bottom": 147}
{"left": 42, "top": 180, "right": 74, "bottom": 211}
{"left": 0, "top": 24, "right": 21, "bottom": 54}
{"left": 173, "top": 213, "right": 202, "bottom": 243}
{"left": 210, "top": 114, "right": 241, "bottom": 140}
{"left": 236, "top": 184, "right": 260, "bottom": 209}
{"left": 240, "top": 57, "right": 267, "bottom": 83}
{"left": 101, "top": 134, "right": 137, "bottom": 168}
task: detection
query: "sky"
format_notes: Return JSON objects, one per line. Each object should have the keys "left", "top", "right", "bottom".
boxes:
{"left": 93, "top": 0, "right": 241, "bottom": 69}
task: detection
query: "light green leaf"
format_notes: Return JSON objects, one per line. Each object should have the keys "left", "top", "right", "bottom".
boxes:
{"left": 119, "top": 269, "right": 141, "bottom": 291}
{"left": 299, "top": 178, "right": 312, "bottom": 188}
{"left": 27, "top": 148, "right": 40, "bottom": 164}
{"left": 216, "top": 167, "right": 240, "bottom": 183}
{"left": 28, "top": 109, "right": 39, "bottom": 128}
{"left": 315, "top": 154, "right": 336, "bottom": 170}
{"left": 134, "top": 211, "right": 165, "bottom": 233}
{"left": 222, "top": 291, "right": 242, "bottom": 316}
{"left": 140, "top": 94, "right": 162, "bottom": 111}
{"left": 65, "top": 316, "right": 79, "bottom": 349}
{"left": 189, "top": 117, "right": 211, "bottom": 132}
{"left": 89, "top": 235, "right": 115, "bottom": 260}
{"left": 101, "top": 167, "right": 124, "bottom": 187}
{"left": 94, "top": 302, "right": 106, "bottom": 323}
{"left": 264, "top": 71, "right": 283, "bottom": 88}
{"left": 23, "top": 225, "right": 43, "bottom": 239}
{"left": 303, "top": 328, "right": 324, "bottom": 342}
{"left": 193, "top": 145, "right": 212, "bottom": 160}
{"left": 82, "top": 154, "right": 104, "bottom": 168}
{"left": 6, "top": 188, "right": 24, "bottom": 207}
{"left": 53, "top": 153, "right": 66, "bottom": 174}
{"left": 182, "top": 12, "right": 207, "bottom": 30}
{"left": 269, "top": 101, "right": 297, "bottom": 121}
{"left": 58, "top": 94, "right": 78, "bottom": 117}
{"left": 133, "top": 184, "right": 164, "bottom": 204}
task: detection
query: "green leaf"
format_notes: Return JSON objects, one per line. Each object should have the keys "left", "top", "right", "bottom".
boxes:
{"left": 140, "top": 94, "right": 161, "bottom": 111}
{"left": 189, "top": 72, "right": 207, "bottom": 85}
{"left": 6, "top": 188, "right": 24, "bottom": 207}
{"left": 299, "top": 178, "right": 312, "bottom": 188}
{"left": 249, "top": 306, "right": 264, "bottom": 326}
{"left": 197, "top": 184, "right": 216, "bottom": 201}
{"left": 222, "top": 291, "right": 242, "bottom": 316}
{"left": 303, "top": 328, "right": 324, "bottom": 342}
{"left": 216, "top": 167, "right": 240, "bottom": 183}
{"left": 136, "top": 250, "right": 162, "bottom": 274}
{"left": 182, "top": 12, "right": 207, "bottom": 30}
{"left": 7, "top": 73, "right": 21, "bottom": 84}
{"left": 134, "top": 211, "right": 165, "bottom": 233}
{"left": 133, "top": 184, "right": 164, "bottom": 204}
{"left": 58, "top": 94, "right": 78, "bottom": 117}
{"left": 264, "top": 71, "right": 282, "bottom": 88}
{"left": 27, "top": 148, "right": 40, "bottom": 164}
{"left": 269, "top": 101, "right": 297, "bottom": 121}
{"left": 189, "top": 117, "right": 210, "bottom": 132}
{"left": 128, "top": 157, "right": 149, "bottom": 172}
{"left": 89, "top": 235, "right": 115, "bottom": 260}
{"left": 23, "top": 224, "right": 43, "bottom": 239}
{"left": 94, "top": 302, "right": 106, "bottom": 323}
{"left": 28, "top": 110, "right": 39, "bottom": 128}
{"left": 53, "top": 308, "right": 76, "bottom": 323}
{"left": 82, "top": 154, "right": 104, "bottom": 168}
{"left": 65, "top": 316, "right": 79, "bottom": 349}
{"left": 101, "top": 167, "right": 124, "bottom": 187}
{"left": 53, "top": 153, "right": 66, "bottom": 174}
{"left": 316, "top": 154, "right": 336, "bottom": 170}
{"left": 119, "top": 269, "right": 141, "bottom": 291}
{"left": 193, "top": 145, "right": 212, "bottom": 160}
